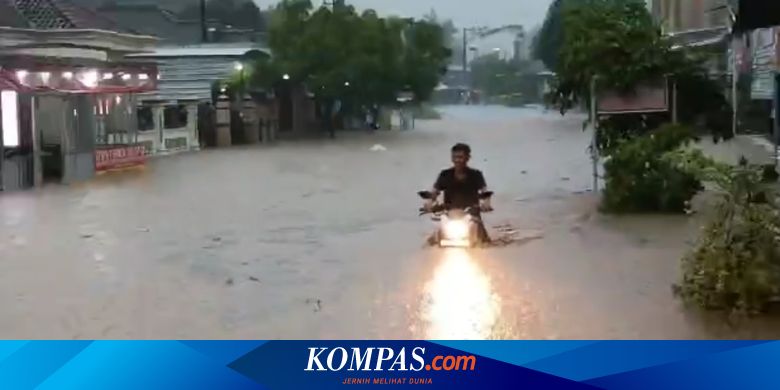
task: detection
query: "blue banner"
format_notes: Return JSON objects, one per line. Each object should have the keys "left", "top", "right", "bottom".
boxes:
{"left": 0, "top": 340, "right": 777, "bottom": 389}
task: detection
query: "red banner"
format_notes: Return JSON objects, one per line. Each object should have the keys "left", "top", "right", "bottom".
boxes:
{"left": 95, "top": 145, "right": 146, "bottom": 171}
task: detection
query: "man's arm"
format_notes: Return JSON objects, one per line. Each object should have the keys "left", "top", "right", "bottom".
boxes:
{"left": 476, "top": 170, "right": 488, "bottom": 192}
{"left": 431, "top": 170, "right": 447, "bottom": 199}
{"left": 476, "top": 171, "right": 492, "bottom": 211}
{"left": 425, "top": 171, "right": 446, "bottom": 210}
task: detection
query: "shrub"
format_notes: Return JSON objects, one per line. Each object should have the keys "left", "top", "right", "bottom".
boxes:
{"left": 668, "top": 150, "right": 780, "bottom": 315}
{"left": 601, "top": 124, "right": 703, "bottom": 213}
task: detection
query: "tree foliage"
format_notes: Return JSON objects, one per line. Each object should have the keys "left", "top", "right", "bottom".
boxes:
{"left": 539, "top": 0, "right": 735, "bottom": 213}
{"left": 249, "top": 0, "right": 450, "bottom": 118}
{"left": 423, "top": 9, "right": 458, "bottom": 49}
{"left": 667, "top": 150, "right": 780, "bottom": 316}
{"left": 601, "top": 124, "right": 703, "bottom": 213}
{"left": 549, "top": 0, "right": 685, "bottom": 114}
{"left": 533, "top": 0, "right": 565, "bottom": 71}
{"left": 548, "top": 0, "right": 731, "bottom": 137}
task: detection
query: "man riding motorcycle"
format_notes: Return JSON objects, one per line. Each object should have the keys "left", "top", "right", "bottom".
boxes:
{"left": 423, "top": 143, "right": 492, "bottom": 245}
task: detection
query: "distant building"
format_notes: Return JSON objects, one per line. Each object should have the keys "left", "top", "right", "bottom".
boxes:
{"left": 652, "top": 0, "right": 733, "bottom": 33}
{"left": 650, "top": 0, "right": 731, "bottom": 79}
{"left": 126, "top": 44, "right": 270, "bottom": 153}
{"left": 466, "top": 25, "right": 526, "bottom": 62}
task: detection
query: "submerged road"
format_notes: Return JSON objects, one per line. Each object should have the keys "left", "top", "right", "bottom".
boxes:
{"left": 2, "top": 105, "right": 779, "bottom": 339}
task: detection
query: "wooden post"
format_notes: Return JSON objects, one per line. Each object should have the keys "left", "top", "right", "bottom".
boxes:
{"left": 590, "top": 77, "right": 599, "bottom": 193}
{"left": 672, "top": 78, "right": 678, "bottom": 125}
{"left": 30, "top": 95, "right": 42, "bottom": 187}
{"left": 215, "top": 93, "right": 232, "bottom": 147}
{"left": 242, "top": 94, "right": 259, "bottom": 144}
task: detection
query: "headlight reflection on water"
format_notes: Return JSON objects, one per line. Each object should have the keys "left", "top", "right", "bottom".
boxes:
{"left": 420, "top": 249, "right": 501, "bottom": 340}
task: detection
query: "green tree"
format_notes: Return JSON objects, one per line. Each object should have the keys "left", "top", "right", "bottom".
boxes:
{"left": 533, "top": 0, "right": 566, "bottom": 71}
{"left": 547, "top": 0, "right": 732, "bottom": 213}
{"left": 248, "top": 0, "right": 449, "bottom": 137}
{"left": 400, "top": 19, "right": 452, "bottom": 102}
{"left": 552, "top": 0, "right": 675, "bottom": 113}
{"left": 423, "top": 8, "right": 457, "bottom": 49}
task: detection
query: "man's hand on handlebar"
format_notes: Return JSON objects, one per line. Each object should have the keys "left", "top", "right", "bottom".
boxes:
{"left": 480, "top": 198, "right": 493, "bottom": 212}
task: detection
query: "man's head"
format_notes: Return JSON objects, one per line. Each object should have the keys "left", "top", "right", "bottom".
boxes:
{"left": 451, "top": 143, "right": 471, "bottom": 170}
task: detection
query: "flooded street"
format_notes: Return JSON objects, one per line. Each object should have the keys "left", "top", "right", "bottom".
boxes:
{"left": 2, "top": 105, "right": 779, "bottom": 339}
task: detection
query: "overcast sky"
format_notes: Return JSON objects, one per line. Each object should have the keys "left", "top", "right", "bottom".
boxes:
{"left": 257, "top": 0, "right": 554, "bottom": 30}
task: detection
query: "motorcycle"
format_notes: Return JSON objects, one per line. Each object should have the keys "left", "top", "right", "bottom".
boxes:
{"left": 417, "top": 190, "right": 494, "bottom": 248}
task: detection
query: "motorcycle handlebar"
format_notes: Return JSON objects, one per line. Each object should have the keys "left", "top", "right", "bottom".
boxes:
{"left": 419, "top": 204, "right": 492, "bottom": 216}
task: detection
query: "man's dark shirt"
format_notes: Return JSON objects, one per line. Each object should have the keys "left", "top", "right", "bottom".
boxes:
{"left": 434, "top": 167, "right": 487, "bottom": 209}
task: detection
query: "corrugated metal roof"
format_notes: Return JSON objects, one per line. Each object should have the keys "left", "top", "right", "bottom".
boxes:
{"left": 128, "top": 45, "right": 270, "bottom": 58}
{"left": 667, "top": 26, "right": 729, "bottom": 50}
{"left": 129, "top": 44, "right": 270, "bottom": 102}
{"left": 136, "top": 56, "right": 240, "bottom": 102}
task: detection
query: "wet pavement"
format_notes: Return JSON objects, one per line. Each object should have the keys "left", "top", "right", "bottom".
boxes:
{"left": 2, "top": 105, "right": 780, "bottom": 339}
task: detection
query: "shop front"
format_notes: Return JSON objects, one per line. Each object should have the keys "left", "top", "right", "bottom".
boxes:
{"left": 0, "top": 63, "right": 157, "bottom": 190}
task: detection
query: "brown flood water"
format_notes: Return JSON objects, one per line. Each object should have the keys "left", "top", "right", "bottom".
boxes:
{"left": 1, "top": 105, "right": 779, "bottom": 339}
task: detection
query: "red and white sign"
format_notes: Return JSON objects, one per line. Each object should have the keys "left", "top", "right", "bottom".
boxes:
{"left": 95, "top": 145, "right": 146, "bottom": 171}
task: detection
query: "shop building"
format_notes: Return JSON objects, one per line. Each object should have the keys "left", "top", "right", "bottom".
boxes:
{"left": 0, "top": 27, "right": 157, "bottom": 191}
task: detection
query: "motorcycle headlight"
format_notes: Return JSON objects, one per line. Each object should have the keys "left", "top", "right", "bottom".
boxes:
{"left": 443, "top": 220, "right": 470, "bottom": 240}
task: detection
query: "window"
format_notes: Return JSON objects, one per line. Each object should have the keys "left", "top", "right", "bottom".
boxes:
{"left": 163, "top": 105, "right": 188, "bottom": 129}
{"left": 137, "top": 106, "right": 154, "bottom": 131}
{"left": 94, "top": 94, "right": 135, "bottom": 146}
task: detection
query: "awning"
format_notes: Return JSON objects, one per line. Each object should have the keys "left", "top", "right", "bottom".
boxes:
{"left": 668, "top": 27, "right": 729, "bottom": 51}
{"left": 0, "top": 68, "right": 156, "bottom": 94}
{"left": 0, "top": 70, "right": 29, "bottom": 91}
{"left": 735, "top": 1, "right": 780, "bottom": 32}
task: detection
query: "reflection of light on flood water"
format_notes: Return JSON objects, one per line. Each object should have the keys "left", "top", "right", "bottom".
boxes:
{"left": 420, "top": 249, "right": 500, "bottom": 340}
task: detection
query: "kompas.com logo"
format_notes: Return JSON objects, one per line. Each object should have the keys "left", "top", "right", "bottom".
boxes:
{"left": 304, "top": 347, "right": 477, "bottom": 372}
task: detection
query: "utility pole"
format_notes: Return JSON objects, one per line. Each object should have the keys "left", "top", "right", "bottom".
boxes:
{"left": 200, "top": 0, "right": 207, "bottom": 43}
{"left": 462, "top": 28, "right": 468, "bottom": 72}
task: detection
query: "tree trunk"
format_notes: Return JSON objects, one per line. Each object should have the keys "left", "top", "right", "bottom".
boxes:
{"left": 320, "top": 99, "right": 336, "bottom": 139}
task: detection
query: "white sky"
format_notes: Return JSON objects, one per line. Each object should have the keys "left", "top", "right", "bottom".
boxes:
{"left": 255, "top": 0, "right": 554, "bottom": 30}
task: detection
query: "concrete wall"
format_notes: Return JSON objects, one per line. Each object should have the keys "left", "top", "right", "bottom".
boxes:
{"left": 656, "top": 0, "right": 731, "bottom": 32}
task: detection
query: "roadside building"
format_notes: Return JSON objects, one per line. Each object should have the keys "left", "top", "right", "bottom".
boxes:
{"left": 0, "top": 27, "right": 157, "bottom": 191}
{"left": 126, "top": 45, "right": 270, "bottom": 152}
